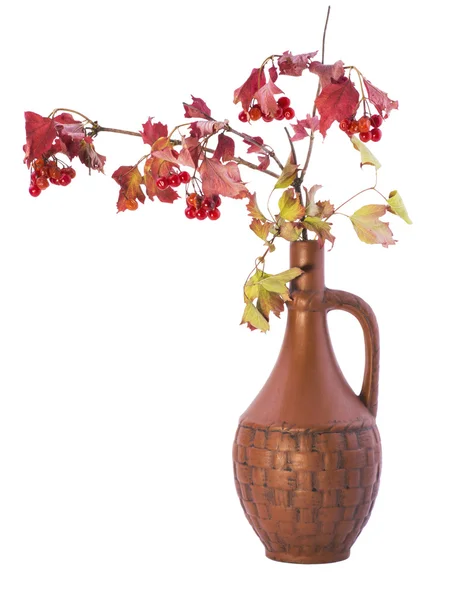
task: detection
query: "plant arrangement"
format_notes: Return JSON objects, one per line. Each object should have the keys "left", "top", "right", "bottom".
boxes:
{"left": 22, "top": 8, "right": 410, "bottom": 332}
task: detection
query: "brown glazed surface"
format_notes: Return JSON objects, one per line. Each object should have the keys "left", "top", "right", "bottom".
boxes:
{"left": 233, "top": 241, "right": 381, "bottom": 564}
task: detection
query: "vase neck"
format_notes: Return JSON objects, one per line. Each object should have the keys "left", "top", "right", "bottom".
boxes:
{"left": 290, "top": 241, "right": 325, "bottom": 293}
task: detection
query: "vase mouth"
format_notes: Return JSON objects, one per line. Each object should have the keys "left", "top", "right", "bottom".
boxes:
{"left": 290, "top": 240, "right": 325, "bottom": 291}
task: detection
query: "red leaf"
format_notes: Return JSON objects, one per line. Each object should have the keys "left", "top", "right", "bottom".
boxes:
{"left": 290, "top": 114, "right": 320, "bottom": 141}
{"left": 78, "top": 136, "right": 106, "bottom": 172}
{"left": 233, "top": 68, "right": 266, "bottom": 112}
{"left": 315, "top": 78, "right": 359, "bottom": 137}
{"left": 178, "top": 136, "right": 201, "bottom": 169}
{"left": 309, "top": 60, "right": 345, "bottom": 89}
{"left": 23, "top": 111, "right": 56, "bottom": 167}
{"left": 363, "top": 79, "right": 399, "bottom": 116}
{"left": 144, "top": 157, "right": 179, "bottom": 204}
{"left": 257, "top": 154, "right": 270, "bottom": 172}
{"left": 141, "top": 118, "right": 168, "bottom": 146}
{"left": 254, "top": 79, "right": 283, "bottom": 117}
{"left": 54, "top": 113, "right": 85, "bottom": 160}
{"left": 199, "top": 157, "right": 249, "bottom": 199}
{"left": 183, "top": 96, "right": 212, "bottom": 119}
{"left": 269, "top": 65, "right": 278, "bottom": 82}
{"left": 189, "top": 119, "right": 226, "bottom": 139}
{"left": 213, "top": 133, "right": 235, "bottom": 162}
{"left": 112, "top": 165, "right": 145, "bottom": 212}
{"left": 277, "top": 50, "right": 318, "bottom": 76}
{"left": 243, "top": 136, "right": 265, "bottom": 154}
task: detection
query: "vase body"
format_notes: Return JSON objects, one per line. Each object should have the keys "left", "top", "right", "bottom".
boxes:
{"left": 233, "top": 241, "right": 381, "bottom": 564}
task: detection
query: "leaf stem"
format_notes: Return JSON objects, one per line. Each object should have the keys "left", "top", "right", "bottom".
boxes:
{"left": 49, "top": 108, "right": 95, "bottom": 125}
{"left": 94, "top": 125, "right": 142, "bottom": 138}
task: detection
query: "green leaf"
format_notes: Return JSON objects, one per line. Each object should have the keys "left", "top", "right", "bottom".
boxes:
{"left": 274, "top": 153, "right": 298, "bottom": 189}
{"left": 387, "top": 190, "right": 412, "bottom": 224}
{"left": 258, "top": 267, "right": 302, "bottom": 296}
{"left": 350, "top": 204, "right": 396, "bottom": 247}
{"left": 278, "top": 188, "right": 305, "bottom": 221}
{"left": 351, "top": 136, "right": 381, "bottom": 170}
{"left": 279, "top": 221, "right": 304, "bottom": 241}
{"left": 303, "top": 216, "right": 335, "bottom": 248}
{"left": 246, "top": 193, "right": 266, "bottom": 221}
{"left": 241, "top": 302, "right": 270, "bottom": 332}
{"left": 249, "top": 218, "right": 272, "bottom": 241}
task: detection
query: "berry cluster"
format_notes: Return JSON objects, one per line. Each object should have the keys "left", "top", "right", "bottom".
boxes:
{"left": 28, "top": 158, "right": 76, "bottom": 197}
{"left": 238, "top": 96, "right": 295, "bottom": 123}
{"left": 156, "top": 170, "right": 191, "bottom": 190}
{"left": 339, "top": 114, "right": 384, "bottom": 143}
{"left": 184, "top": 193, "right": 221, "bottom": 221}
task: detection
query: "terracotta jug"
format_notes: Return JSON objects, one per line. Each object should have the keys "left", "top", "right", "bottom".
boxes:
{"left": 233, "top": 240, "right": 381, "bottom": 564}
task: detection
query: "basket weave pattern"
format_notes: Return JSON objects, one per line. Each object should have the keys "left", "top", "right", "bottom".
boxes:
{"left": 233, "top": 423, "right": 381, "bottom": 563}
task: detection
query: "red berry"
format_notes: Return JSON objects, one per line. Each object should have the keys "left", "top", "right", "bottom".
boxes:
{"left": 49, "top": 178, "right": 60, "bottom": 185}
{"left": 156, "top": 177, "right": 169, "bottom": 190}
{"left": 125, "top": 198, "right": 138, "bottom": 211}
{"left": 262, "top": 113, "right": 273, "bottom": 122}
{"left": 371, "top": 128, "right": 382, "bottom": 142}
{"left": 186, "top": 193, "right": 199, "bottom": 208}
{"left": 283, "top": 107, "right": 295, "bottom": 120}
{"left": 212, "top": 195, "right": 221, "bottom": 208}
{"left": 275, "top": 107, "right": 285, "bottom": 121}
{"left": 34, "top": 158, "right": 45, "bottom": 170}
{"left": 179, "top": 171, "right": 191, "bottom": 184}
{"left": 358, "top": 116, "right": 371, "bottom": 133}
{"left": 370, "top": 114, "right": 383, "bottom": 128}
{"left": 249, "top": 105, "right": 262, "bottom": 121}
{"left": 185, "top": 206, "right": 196, "bottom": 219}
{"left": 349, "top": 120, "right": 359, "bottom": 134}
{"left": 36, "top": 176, "right": 49, "bottom": 190}
{"left": 59, "top": 173, "right": 71, "bottom": 186}
{"left": 49, "top": 166, "right": 61, "bottom": 179}
{"left": 201, "top": 197, "right": 214, "bottom": 210}
{"left": 339, "top": 119, "right": 350, "bottom": 132}
{"left": 359, "top": 131, "right": 372, "bottom": 143}
{"left": 29, "top": 185, "right": 41, "bottom": 197}
{"left": 277, "top": 96, "right": 291, "bottom": 109}
{"left": 238, "top": 110, "right": 249, "bottom": 123}
{"left": 30, "top": 172, "right": 37, "bottom": 183}
{"left": 62, "top": 167, "right": 76, "bottom": 179}
{"left": 169, "top": 174, "right": 181, "bottom": 188}
{"left": 195, "top": 208, "right": 207, "bottom": 220}
{"left": 208, "top": 208, "right": 221, "bottom": 221}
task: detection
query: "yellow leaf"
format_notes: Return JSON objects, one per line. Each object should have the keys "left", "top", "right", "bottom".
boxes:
{"left": 351, "top": 136, "right": 381, "bottom": 170}
{"left": 303, "top": 216, "right": 335, "bottom": 248}
{"left": 241, "top": 302, "right": 270, "bottom": 332}
{"left": 278, "top": 188, "right": 305, "bottom": 221}
{"left": 244, "top": 269, "right": 269, "bottom": 302}
{"left": 387, "top": 190, "right": 412, "bottom": 224}
{"left": 279, "top": 221, "right": 304, "bottom": 241}
{"left": 246, "top": 193, "right": 266, "bottom": 221}
{"left": 249, "top": 219, "right": 272, "bottom": 241}
{"left": 258, "top": 267, "right": 302, "bottom": 297}
{"left": 257, "top": 287, "right": 285, "bottom": 320}
{"left": 350, "top": 204, "right": 396, "bottom": 247}
{"left": 274, "top": 153, "right": 298, "bottom": 189}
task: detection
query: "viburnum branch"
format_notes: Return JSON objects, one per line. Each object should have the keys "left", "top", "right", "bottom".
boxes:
{"left": 225, "top": 124, "right": 284, "bottom": 170}
{"left": 93, "top": 125, "right": 142, "bottom": 138}
{"left": 321, "top": 6, "right": 331, "bottom": 64}
{"left": 49, "top": 108, "right": 95, "bottom": 125}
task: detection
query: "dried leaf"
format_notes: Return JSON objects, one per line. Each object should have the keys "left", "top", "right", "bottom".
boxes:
{"left": 278, "top": 50, "right": 318, "bottom": 76}
{"left": 78, "top": 136, "right": 106, "bottom": 172}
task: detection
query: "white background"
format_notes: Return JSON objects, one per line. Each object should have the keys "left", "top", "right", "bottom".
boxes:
{"left": 0, "top": 1, "right": 454, "bottom": 598}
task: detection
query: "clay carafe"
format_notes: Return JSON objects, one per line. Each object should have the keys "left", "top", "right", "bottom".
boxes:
{"left": 233, "top": 240, "right": 381, "bottom": 564}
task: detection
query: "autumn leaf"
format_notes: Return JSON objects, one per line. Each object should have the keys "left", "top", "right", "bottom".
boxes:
{"left": 141, "top": 118, "right": 168, "bottom": 146}
{"left": 279, "top": 221, "right": 304, "bottom": 241}
{"left": 351, "top": 136, "right": 381, "bottom": 170}
{"left": 275, "top": 154, "right": 298, "bottom": 189}
{"left": 254, "top": 79, "right": 283, "bottom": 117}
{"left": 144, "top": 136, "right": 180, "bottom": 203}
{"left": 234, "top": 68, "right": 266, "bottom": 112}
{"left": 277, "top": 50, "right": 318, "bottom": 76}
{"left": 250, "top": 219, "right": 272, "bottom": 241}
{"left": 78, "top": 136, "right": 106, "bottom": 172}
{"left": 241, "top": 302, "right": 270, "bottom": 332}
{"left": 363, "top": 79, "right": 398, "bottom": 116}
{"left": 269, "top": 65, "right": 278, "bottom": 82}
{"left": 258, "top": 287, "right": 285, "bottom": 320}
{"left": 199, "top": 157, "right": 249, "bottom": 199}
{"left": 213, "top": 133, "right": 235, "bottom": 162}
{"left": 278, "top": 188, "right": 305, "bottom": 221}
{"left": 315, "top": 200, "right": 335, "bottom": 219}
{"left": 112, "top": 165, "right": 145, "bottom": 212}
{"left": 178, "top": 136, "right": 201, "bottom": 169}
{"left": 243, "top": 136, "right": 265, "bottom": 154}
{"left": 303, "top": 217, "right": 335, "bottom": 248}
{"left": 246, "top": 193, "right": 266, "bottom": 220}
{"left": 23, "top": 111, "right": 56, "bottom": 167}
{"left": 53, "top": 113, "right": 85, "bottom": 160}
{"left": 350, "top": 205, "right": 396, "bottom": 247}
{"left": 189, "top": 120, "right": 227, "bottom": 139}
{"left": 257, "top": 267, "right": 302, "bottom": 297}
{"left": 183, "top": 96, "right": 212, "bottom": 119}
{"left": 387, "top": 191, "right": 412, "bottom": 224}
{"left": 309, "top": 60, "right": 345, "bottom": 89}
{"left": 315, "top": 77, "right": 359, "bottom": 137}
{"left": 305, "top": 185, "right": 334, "bottom": 219}
{"left": 257, "top": 155, "right": 271, "bottom": 171}
{"left": 244, "top": 269, "right": 266, "bottom": 301}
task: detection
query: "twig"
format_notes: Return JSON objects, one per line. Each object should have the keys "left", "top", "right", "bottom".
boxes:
{"left": 95, "top": 126, "right": 142, "bottom": 138}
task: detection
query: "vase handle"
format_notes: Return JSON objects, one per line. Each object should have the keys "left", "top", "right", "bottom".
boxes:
{"left": 325, "top": 289, "right": 380, "bottom": 418}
